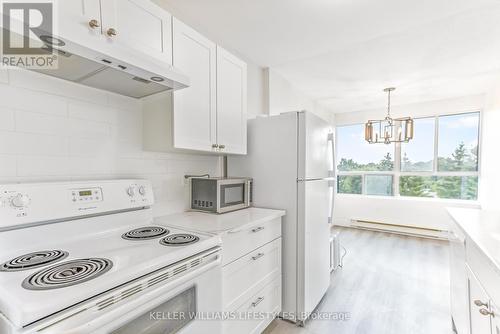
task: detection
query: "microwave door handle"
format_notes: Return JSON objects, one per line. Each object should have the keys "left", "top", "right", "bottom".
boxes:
{"left": 246, "top": 180, "right": 252, "bottom": 206}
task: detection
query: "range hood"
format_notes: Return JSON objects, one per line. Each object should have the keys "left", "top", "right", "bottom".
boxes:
{"left": 33, "top": 35, "right": 189, "bottom": 98}
{"left": 1, "top": 20, "right": 189, "bottom": 98}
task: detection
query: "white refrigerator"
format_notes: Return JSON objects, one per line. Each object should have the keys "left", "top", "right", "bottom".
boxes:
{"left": 228, "top": 111, "right": 335, "bottom": 325}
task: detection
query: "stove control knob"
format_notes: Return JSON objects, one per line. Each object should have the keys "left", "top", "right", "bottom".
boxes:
{"left": 126, "top": 186, "right": 136, "bottom": 197}
{"left": 138, "top": 186, "right": 146, "bottom": 196}
{"left": 11, "top": 194, "right": 30, "bottom": 208}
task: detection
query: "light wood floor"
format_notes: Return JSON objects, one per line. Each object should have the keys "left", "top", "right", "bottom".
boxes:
{"left": 264, "top": 227, "right": 452, "bottom": 334}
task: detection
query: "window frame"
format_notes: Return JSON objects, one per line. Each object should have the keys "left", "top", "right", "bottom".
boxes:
{"left": 335, "top": 110, "right": 481, "bottom": 200}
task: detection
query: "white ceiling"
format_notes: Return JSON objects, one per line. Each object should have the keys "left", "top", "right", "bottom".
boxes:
{"left": 156, "top": 0, "right": 500, "bottom": 113}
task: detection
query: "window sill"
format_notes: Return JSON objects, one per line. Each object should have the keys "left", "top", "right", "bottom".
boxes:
{"left": 335, "top": 193, "right": 481, "bottom": 206}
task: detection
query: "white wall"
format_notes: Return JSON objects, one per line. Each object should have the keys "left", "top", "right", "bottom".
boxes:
{"left": 265, "top": 68, "right": 333, "bottom": 123}
{"left": 333, "top": 94, "right": 484, "bottom": 231}
{"left": 335, "top": 94, "right": 485, "bottom": 125}
{"left": 0, "top": 69, "right": 219, "bottom": 217}
{"left": 151, "top": 0, "right": 267, "bottom": 119}
{"left": 479, "top": 79, "right": 500, "bottom": 210}
{"left": 246, "top": 63, "right": 267, "bottom": 119}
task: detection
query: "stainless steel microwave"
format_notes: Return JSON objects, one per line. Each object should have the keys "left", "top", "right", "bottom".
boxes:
{"left": 190, "top": 177, "right": 253, "bottom": 214}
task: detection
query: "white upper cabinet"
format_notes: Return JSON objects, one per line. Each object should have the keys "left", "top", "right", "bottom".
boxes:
{"left": 58, "top": 0, "right": 104, "bottom": 38}
{"left": 170, "top": 19, "right": 248, "bottom": 154}
{"left": 216, "top": 47, "right": 248, "bottom": 155}
{"left": 58, "top": 0, "right": 172, "bottom": 65}
{"left": 172, "top": 18, "right": 217, "bottom": 152}
{"left": 100, "top": 0, "right": 173, "bottom": 64}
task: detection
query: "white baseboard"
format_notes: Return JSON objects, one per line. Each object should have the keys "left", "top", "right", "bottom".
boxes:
{"left": 346, "top": 219, "right": 449, "bottom": 240}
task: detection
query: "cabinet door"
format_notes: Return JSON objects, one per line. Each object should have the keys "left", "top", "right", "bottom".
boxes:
{"left": 216, "top": 47, "right": 247, "bottom": 155}
{"left": 172, "top": 18, "right": 217, "bottom": 152}
{"left": 467, "top": 265, "right": 492, "bottom": 334}
{"left": 58, "top": 0, "right": 103, "bottom": 38}
{"left": 492, "top": 303, "right": 500, "bottom": 334}
{"left": 450, "top": 227, "right": 470, "bottom": 334}
{"left": 100, "top": 0, "right": 172, "bottom": 64}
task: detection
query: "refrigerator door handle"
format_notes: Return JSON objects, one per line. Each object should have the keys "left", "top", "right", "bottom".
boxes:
{"left": 328, "top": 132, "right": 335, "bottom": 178}
{"left": 328, "top": 179, "right": 335, "bottom": 225}
{"left": 327, "top": 132, "right": 336, "bottom": 225}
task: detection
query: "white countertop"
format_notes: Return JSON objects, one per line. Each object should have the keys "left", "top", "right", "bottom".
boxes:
{"left": 448, "top": 207, "right": 500, "bottom": 273}
{"left": 153, "top": 207, "right": 286, "bottom": 235}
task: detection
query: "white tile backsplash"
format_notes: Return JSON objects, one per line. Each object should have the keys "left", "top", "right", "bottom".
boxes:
{"left": 1, "top": 69, "right": 219, "bottom": 217}
{"left": 9, "top": 69, "right": 109, "bottom": 105}
{"left": 0, "top": 69, "right": 8, "bottom": 84}
{"left": 0, "top": 155, "right": 16, "bottom": 177}
{"left": 0, "top": 83, "right": 67, "bottom": 116}
{"left": 0, "top": 108, "right": 15, "bottom": 131}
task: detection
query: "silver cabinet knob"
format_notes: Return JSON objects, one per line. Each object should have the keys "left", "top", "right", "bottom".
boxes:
{"left": 251, "top": 253, "right": 264, "bottom": 261}
{"left": 212, "top": 144, "right": 219, "bottom": 149}
{"left": 107, "top": 28, "right": 117, "bottom": 37}
{"left": 479, "top": 308, "right": 493, "bottom": 316}
{"left": 251, "top": 226, "right": 264, "bottom": 233}
{"left": 88, "top": 19, "right": 100, "bottom": 29}
{"left": 474, "top": 300, "right": 488, "bottom": 307}
{"left": 251, "top": 297, "right": 264, "bottom": 308}
{"left": 219, "top": 144, "right": 226, "bottom": 149}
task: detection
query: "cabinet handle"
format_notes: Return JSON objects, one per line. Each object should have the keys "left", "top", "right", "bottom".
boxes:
{"left": 251, "top": 226, "right": 264, "bottom": 233}
{"left": 219, "top": 144, "right": 226, "bottom": 149}
{"left": 251, "top": 297, "right": 264, "bottom": 308}
{"left": 107, "top": 28, "right": 118, "bottom": 37}
{"left": 474, "top": 300, "right": 488, "bottom": 307}
{"left": 479, "top": 308, "right": 493, "bottom": 316}
{"left": 212, "top": 144, "right": 219, "bottom": 149}
{"left": 251, "top": 253, "right": 264, "bottom": 261}
{"left": 88, "top": 19, "right": 100, "bottom": 29}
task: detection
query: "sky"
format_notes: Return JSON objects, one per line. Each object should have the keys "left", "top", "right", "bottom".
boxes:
{"left": 336, "top": 112, "right": 479, "bottom": 165}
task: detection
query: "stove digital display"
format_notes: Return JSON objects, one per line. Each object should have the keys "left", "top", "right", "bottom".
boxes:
{"left": 79, "top": 190, "right": 92, "bottom": 196}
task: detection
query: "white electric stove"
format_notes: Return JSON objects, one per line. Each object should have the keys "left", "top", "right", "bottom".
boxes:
{"left": 0, "top": 180, "right": 222, "bottom": 334}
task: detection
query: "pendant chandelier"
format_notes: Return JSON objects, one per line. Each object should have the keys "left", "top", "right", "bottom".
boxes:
{"left": 365, "top": 87, "right": 414, "bottom": 144}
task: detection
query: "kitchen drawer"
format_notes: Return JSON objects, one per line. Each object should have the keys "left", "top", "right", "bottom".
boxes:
{"left": 466, "top": 240, "right": 500, "bottom": 306}
{"left": 223, "top": 276, "right": 281, "bottom": 334}
{"left": 221, "top": 217, "right": 281, "bottom": 265}
{"left": 223, "top": 238, "right": 281, "bottom": 310}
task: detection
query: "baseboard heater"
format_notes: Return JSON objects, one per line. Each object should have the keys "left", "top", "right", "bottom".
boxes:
{"left": 350, "top": 219, "right": 448, "bottom": 240}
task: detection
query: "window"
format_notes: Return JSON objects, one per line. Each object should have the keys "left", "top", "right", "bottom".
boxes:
{"left": 336, "top": 124, "right": 394, "bottom": 172}
{"left": 337, "top": 175, "right": 362, "bottom": 194}
{"left": 401, "top": 117, "right": 435, "bottom": 172}
{"left": 437, "top": 113, "right": 479, "bottom": 172}
{"left": 336, "top": 111, "right": 480, "bottom": 200}
{"left": 365, "top": 175, "right": 393, "bottom": 196}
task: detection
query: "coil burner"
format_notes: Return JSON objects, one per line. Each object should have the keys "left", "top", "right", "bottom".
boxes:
{"left": 22, "top": 258, "right": 113, "bottom": 290}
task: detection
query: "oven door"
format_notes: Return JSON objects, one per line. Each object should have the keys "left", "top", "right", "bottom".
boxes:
{"left": 217, "top": 180, "right": 249, "bottom": 213}
{"left": 32, "top": 250, "right": 222, "bottom": 334}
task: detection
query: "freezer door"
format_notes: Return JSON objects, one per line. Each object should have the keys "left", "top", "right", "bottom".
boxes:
{"left": 299, "top": 112, "right": 333, "bottom": 179}
{"left": 297, "top": 178, "right": 331, "bottom": 320}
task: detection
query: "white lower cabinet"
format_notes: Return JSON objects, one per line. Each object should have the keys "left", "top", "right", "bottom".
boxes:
{"left": 467, "top": 265, "right": 493, "bottom": 334}
{"left": 223, "top": 277, "right": 281, "bottom": 334}
{"left": 221, "top": 219, "right": 282, "bottom": 334}
{"left": 492, "top": 304, "right": 500, "bottom": 334}
{"left": 221, "top": 218, "right": 282, "bottom": 265}
{"left": 223, "top": 238, "right": 281, "bottom": 310}
{"left": 451, "top": 235, "right": 499, "bottom": 334}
